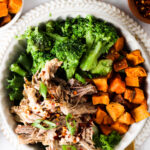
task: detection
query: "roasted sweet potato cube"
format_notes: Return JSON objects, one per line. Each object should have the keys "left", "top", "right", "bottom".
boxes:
{"left": 125, "top": 66, "right": 147, "bottom": 77}
{"left": 95, "top": 107, "right": 107, "bottom": 124}
{"left": 93, "top": 77, "right": 108, "bottom": 92}
{"left": 126, "top": 50, "right": 144, "bottom": 65}
{"left": 132, "top": 88, "right": 145, "bottom": 104}
{"left": 1, "top": 14, "right": 11, "bottom": 26}
{"left": 8, "top": 0, "right": 22, "bottom": 14}
{"left": 132, "top": 105, "right": 149, "bottom": 122}
{"left": 125, "top": 77, "right": 139, "bottom": 87}
{"left": 114, "top": 58, "right": 128, "bottom": 72}
{"left": 0, "top": 3, "right": 8, "bottom": 17}
{"left": 114, "top": 37, "right": 125, "bottom": 51}
{"left": 111, "top": 122, "right": 129, "bottom": 134}
{"left": 118, "top": 112, "right": 133, "bottom": 125}
{"left": 124, "top": 88, "right": 135, "bottom": 102}
{"left": 106, "top": 102, "right": 125, "bottom": 121}
{"left": 103, "top": 115, "right": 113, "bottom": 125}
{"left": 100, "top": 125, "right": 112, "bottom": 135}
{"left": 110, "top": 75, "right": 126, "bottom": 94}
{"left": 106, "top": 48, "right": 120, "bottom": 61}
{"left": 92, "top": 93, "right": 109, "bottom": 105}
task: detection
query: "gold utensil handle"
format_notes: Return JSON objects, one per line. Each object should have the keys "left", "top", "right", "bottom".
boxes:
{"left": 125, "top": 141, "right": 135, "bottom": 150}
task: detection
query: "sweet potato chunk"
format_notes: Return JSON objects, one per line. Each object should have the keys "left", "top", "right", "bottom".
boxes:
{"left": 106, "top": 48, "right": 120, "bottom": 61}
{"left": 100, "top": 125, "right": 112, "bottom": 135}
{"left": 8, "top": 0, "right": 22, "bottom": 14}
{"left": 93, "top": 77, "right": 108, "bottom": 92}
{"left": 92, "top": 93, "right": 109, "bottom": 105}
{"left": 114, "top": 58, "right": 128, "bottom": 72}
{"left": 0, "top": 3, "right": 8, "bottom": 17}
{"left": 132, "top": 88, "right": 145, "bottom": 104}
{"left": 118, "top": 112, "right": 133, "bottom": 125}
{"left": 106, "top": 102, "right": 125, "bottom": 121}
{"left": 1, "top": 14, "right": 11, "bottom": 26}
{"left": 111, "top": 122, "right": 129, "bottom": 134}
{"left": 0, "top": 0, "right": 7, "bottom": 3}
{"left": 95, "top": 107, "right": 107, "bottom": 124}
{"left": 110, "top": 75, "right": 126, "bottom": 94}
{"left": 141, "top": 100, "right": 148, "bottom": 110}
{"left": 114, "top": 37, "right": 124, "bottom": 51}
{"left": 125, "top": 66, "right": 147, "bottom": 77}
{"left": 124, "top": 88, "right": 135, "bottom": 102}
{"left": 126, "top": 50, "right": 144, "bottom": 65}
{"left": 132, "top": 105, "right": 149, "bottom": 122}
{"left": 103, "top": 115, "right": 113, "bottom": 125}
{"left": 125, "top": 77, "right": 139, "bottom": 87}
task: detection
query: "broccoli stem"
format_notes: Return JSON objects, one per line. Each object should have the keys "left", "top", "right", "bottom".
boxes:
{"left": 80, "top": 41, "right": 103, "bottom": 71}
{"left": 10, "top": 64, "right": 27, "bottom": 77}
{"left": 47, "top": 33, "right": 67, "bottom": 41}
{"left": 75, "top": 73, "right": 86, "bottom": 84}
{"left": 85, "top": 30, "right": 94, "bottom": 49}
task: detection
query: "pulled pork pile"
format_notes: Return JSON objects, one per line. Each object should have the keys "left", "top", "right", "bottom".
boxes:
{"left": 11, "top": 58, "right": 98, "bottom": 150}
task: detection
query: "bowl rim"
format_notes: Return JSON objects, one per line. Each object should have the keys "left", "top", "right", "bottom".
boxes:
{"left": 0, "top": 0, "right": 24, "bottom": 32}
{"left": 128, "top": 0, "right": 150, "bottom": 24}
{"left": 0, "top": 0, "right": 150, "bottom": 150}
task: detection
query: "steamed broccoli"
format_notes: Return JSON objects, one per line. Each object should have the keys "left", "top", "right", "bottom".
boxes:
{"left": 91, "top": 59, "right": 113, "bottom": 76}
{"left": 51, "top": 39, "right": 86, "bottom": 79}
{"left": 80, "top": 16, "right": 118, "bottom": 71}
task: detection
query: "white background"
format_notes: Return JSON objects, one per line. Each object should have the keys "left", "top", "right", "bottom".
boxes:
{"left": 0, "top": 0, "right": 150, "bottom": 149}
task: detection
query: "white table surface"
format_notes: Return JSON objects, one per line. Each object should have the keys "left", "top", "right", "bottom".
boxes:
{"left": 0, "top": 0, "right": 150, "bottom": 150}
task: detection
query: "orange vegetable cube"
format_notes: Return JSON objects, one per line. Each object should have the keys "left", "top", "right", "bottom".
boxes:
{"left": 126, "top": 50, "right": 144, "bottom": 65}
{"left": 92, "top": 93, "right": 109, "bottom": 105}
{"left": 100, "top": 125, "right": 112, "bottom": 135}
{"left": 109, "top": 75, "right": 126, "bottom": 94}
{"left": 95, "top": 107, "right": 107, "bottom": 124}
{"left": 125, "top": 66, "right": 147, "bottom": 77}
{"left": 106, "top": 48, "right": 120, "bottom": 61}
{"left": 132, "top": 88, "right": 145, "bottom": 104}
{"left": 8, "top": 0, "right": 22, "bottom": 14}
{"left": 93, "top": 77, "right": 108, "bottom": 92}
{"left": 114, "top": 58, "right": 128, "bottom": 72}
{"left": 0, "top": 3, "right": 8, "bottom": 17}
{"left": 103, "top": 115, "right": 113, "bottom": 125}
{"left": 132, "top": 105, "right": 149, "bottom": 122}
{"left": 125, "top": 77, "right": 139, "bottom": 87}
{"left": 1, "top": 14, "right": 11, "bottom": 26}
{"left": 106, "top": 102, "right": 125, "bottom": 121}
{"left": 114, "top": 37, "right": 125, "bottom": 51}
{"left": 118, "top": 112, "right": 133, "bottom": 125}
{"left": 124, "top": 88, "right": 135, "bottom": 102}
{"left": 111, "top": 122, "right": 129, "bottom": 134}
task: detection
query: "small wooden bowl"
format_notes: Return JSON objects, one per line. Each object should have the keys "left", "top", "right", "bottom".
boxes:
{"left": 128, "top": 0, "right": 150, "bottom": 24}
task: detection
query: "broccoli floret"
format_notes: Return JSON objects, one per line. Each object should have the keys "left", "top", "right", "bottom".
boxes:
{"left": 7, "top": 75, "right": 24, "bottom": 101}
{"left": 10, "top": 63, "right": 27, "bottom": 77}
{"left": 17, "top": 53, "right": 32, "bottom": 72}
{"left": 22, "top": 27, "right": 52, "bottom": 53}
{"left": 51, "top": 39, "right": 86, "bottom": 79}
{"left": 91, "top": 59, "right": 113, "bottom": 76}
{"left": 80, "top": 17, "right": 118, "bottom": 71}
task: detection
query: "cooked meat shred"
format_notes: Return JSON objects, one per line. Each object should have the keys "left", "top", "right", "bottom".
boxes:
{"left": 11, "top": 58, "right": 98, "bottom": 150}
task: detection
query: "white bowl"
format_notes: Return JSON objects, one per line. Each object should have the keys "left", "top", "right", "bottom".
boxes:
{"left": 0, "top": 0, "right": 24, "bottom": 32}
{"left": 0, "top": 0, "right": 150, "bottom": 150}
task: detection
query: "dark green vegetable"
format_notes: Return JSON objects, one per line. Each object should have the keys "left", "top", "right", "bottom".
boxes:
{"left": 93, "top": 131, "right": 121, "bottom": 150}
{"left": 10, "top": 63, "right": 27, "bottom": 77}
{"left": 91, "top": 59, "right": 113, "bottom": 76}
{"left": 62, "top": 145, "right": 77, "bottom": 150}
{"left": 75, "top": 73, "right": 86, "bottom": 84}
{"left": 17, "top": 54, "right": 32, "bottom": 72}
{"left": 32, "top": 119, "right": 56, "bottom": 130}
{"left": 66, "top": 114, "right": 76, "bottom": 136}
{"left": 39, "top": 82, "right": 47, "bottom": 99}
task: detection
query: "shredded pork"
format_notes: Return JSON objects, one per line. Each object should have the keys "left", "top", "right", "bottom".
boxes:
{"left": 11, "top": 58, "right": 98, "bottom": 150}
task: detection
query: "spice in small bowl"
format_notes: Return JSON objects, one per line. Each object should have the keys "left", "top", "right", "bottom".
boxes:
{"left": 0, "top": 0, "right": 23, "bottom": 28}
{"left": 128, "top": 0, "right": 150, "bottom": 24}
{"left": 135, "top": 0, "right": 150, "bottom": 19}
